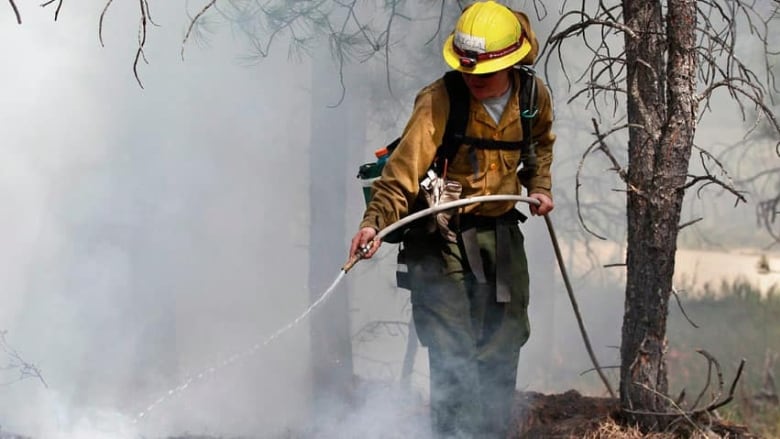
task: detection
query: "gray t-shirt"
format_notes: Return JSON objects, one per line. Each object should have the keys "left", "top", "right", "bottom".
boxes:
{"left": 480, "top": 86, "right": 512, "bottom": 124}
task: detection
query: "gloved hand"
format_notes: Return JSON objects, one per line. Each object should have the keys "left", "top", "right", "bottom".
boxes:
{"left": 436, "top": 180, "right": 462, "bottom": 242}
{"left": 421, "top": 174, "right": 443, "bottom": 235}
{"left": 421, "top": 174, "right": 461, "bottom": 243}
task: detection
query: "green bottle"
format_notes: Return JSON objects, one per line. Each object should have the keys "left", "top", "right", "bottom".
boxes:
{"left": 357, "top": 147, "right": 390, "bottom": 205}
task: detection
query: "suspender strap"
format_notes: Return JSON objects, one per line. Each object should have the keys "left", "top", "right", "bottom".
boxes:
{"left": 495, "top": 225, "right": 512, "bottom": 303}
{"left": 436, "top": 71, "right": 471, "bottom": 171}
{"left": 439, "top": 68, "right": 539, "bottom": 175}
{"left": 460, "top": 228, "right": 488, "bottom": 285}
{"left": 456, "top": 209, "right": 525, "bottom": 303}
{"left": 459, "top": 224, "right": 513, "bottom": 304}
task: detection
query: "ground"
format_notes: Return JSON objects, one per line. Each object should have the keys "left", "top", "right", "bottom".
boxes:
{"left": 0, "top": 390, "right": 761, "bottom": 439}
{"left": 510, "top": 390, "right": 619, "bottom": 438}
{"left": 510, "top": 390, "right": 759, "bottom": 439}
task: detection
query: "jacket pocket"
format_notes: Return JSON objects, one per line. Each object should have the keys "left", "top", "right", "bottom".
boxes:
{"left": 500, "top": 149, "right": 522, "bottom": 172}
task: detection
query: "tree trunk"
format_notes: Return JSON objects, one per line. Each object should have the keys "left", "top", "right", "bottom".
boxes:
{"left": 620, "top": 0, "right": 697, "bottom": 428}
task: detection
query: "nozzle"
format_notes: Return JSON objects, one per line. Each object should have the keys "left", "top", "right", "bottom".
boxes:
{"left": 341, "top": 241, "right": 374, "bottom": 273}
{"left": 342, "top": 253, "right": 361, "bottom": 273}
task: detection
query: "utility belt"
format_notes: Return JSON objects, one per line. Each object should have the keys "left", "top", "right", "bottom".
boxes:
{"left": 397, "top": 208, "right": 526, "bottom": 302}
{"left": 455, "top": 209, "right": 527, "bottom": 231}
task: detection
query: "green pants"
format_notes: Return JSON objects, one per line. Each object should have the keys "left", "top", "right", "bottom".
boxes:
{"left": 404, "top": 221, "right": 531, "bottom": 438}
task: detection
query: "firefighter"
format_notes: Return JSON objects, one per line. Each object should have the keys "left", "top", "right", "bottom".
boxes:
{"left": 349, "top": 2, "right": 555, "bottom": 437}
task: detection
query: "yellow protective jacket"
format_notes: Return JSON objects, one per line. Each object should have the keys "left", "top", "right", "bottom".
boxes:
{"left": 360, "top": 69, "right": 555, "bottom": 232}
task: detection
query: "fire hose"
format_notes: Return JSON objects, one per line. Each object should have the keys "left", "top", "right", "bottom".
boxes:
{"left": 342, "top": 194, "right": 616, "bottom": 398}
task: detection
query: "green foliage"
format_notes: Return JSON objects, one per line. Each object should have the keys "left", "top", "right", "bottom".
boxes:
{"left": 719, "top": 403, "right": 780, "bottom": 439}
{"left": 667, "top": 279, "right": 780, "bottom": 438}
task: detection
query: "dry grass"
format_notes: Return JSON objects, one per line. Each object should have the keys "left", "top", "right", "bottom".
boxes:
{"left": 510, "top": 390, "right": 761, "bottom": 438}
{"left": 581, "top": 418, "right": 725, "bottom": 438}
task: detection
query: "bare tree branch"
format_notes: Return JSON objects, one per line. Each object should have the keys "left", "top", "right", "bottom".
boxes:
{"left": 677, "top": 216, "right": 702, "bottom": 231}
{"left": 684, "top": 174, "right": 748, "bottom": 203}
{"left": 352, "top": 320, "right": 409, "bottom": 343}
{"left": 40, "top": 0, "right": 62, "bottom": 21}
{"left": 670, "top": 286, "right": 699, "bottom": 329}
{"left": 131, "top": 0, "right": 151, "bottom": 89}
{"left": 591, "top": 118, "right": 630, "bottom": 183}
{"left": 0, "top": 331, "right": 47, "bottom": 389}
{"left": 98, "top": 0, "right": 114, "bottom": 47}
{"left": 573, "top": 120, "right": 645, "bottom": 241}
{"left": 182, "top": 0, "right": 217, "bottom": 61}
{"left": 624, "top": 354, "right": 745, "bottom": 419}
{"left": 9, "top": 0, "right": 21, "bottom": 24}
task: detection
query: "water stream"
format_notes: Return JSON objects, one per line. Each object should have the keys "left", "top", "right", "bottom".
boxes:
{"left": 133, "top": 270, "right": 347, "bottom": 422}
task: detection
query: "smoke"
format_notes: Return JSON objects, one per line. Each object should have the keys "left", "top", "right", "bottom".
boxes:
{"left": 305, "top": 384, "right": 432, "bottom": 439}
{"left": 0, "top": 4, "right": 575, "bottom": 438}
{"left": 1, "top": 1, "right": 713, "bottom": 438}
{"left": 1, "top": 3, "right": 316, "bottom": 437}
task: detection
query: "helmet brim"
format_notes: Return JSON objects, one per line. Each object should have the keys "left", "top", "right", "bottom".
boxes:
{"left": 442, "top": 34, "right": 532, "bottom": 74}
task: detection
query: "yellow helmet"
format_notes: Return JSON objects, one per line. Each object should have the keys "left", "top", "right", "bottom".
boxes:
{"left": 442, "top": 1, "right": 532, "bottom": 75}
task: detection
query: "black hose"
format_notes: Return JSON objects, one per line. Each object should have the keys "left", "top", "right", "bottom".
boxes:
{"left": 543, "top": 215, "right": 616, "bottom": 398}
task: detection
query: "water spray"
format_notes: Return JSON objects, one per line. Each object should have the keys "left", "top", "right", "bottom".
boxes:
{"left": 133, "top": 270, "right": 348, "bottom": 422}
{"left": 134, "top": 194, "right": 613, "bottom": 423}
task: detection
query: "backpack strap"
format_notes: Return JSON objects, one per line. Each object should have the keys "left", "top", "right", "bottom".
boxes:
{"left": 388, "top": 68, "right": 538, "bottom": 178}
{"left": 433, "top": 70, "right": 471, "bottom": 173}
{"left": 385, "top": 136, "right": 402, "bottom": 155}
{"left": 516, "top": 65, "right": 539, "bottom": 181}
{"left": 437, "top": 68, "right": 539, "bottom": 178}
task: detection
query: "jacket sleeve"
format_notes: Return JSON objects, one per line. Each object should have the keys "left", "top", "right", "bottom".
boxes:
{"left": 359, "top": 82, "right": 447, "bottom": 232}
{"left": 521, "top": 76, "right": 555, "bottom": 200}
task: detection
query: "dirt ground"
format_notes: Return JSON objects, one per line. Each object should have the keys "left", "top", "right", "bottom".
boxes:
{"left": 510, "top": 390, "right": 759, "bottom": 439}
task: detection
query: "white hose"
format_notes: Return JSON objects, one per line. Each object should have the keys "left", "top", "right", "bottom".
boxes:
{"left": 376, "top": 194, "right": 539, "bottom": 242}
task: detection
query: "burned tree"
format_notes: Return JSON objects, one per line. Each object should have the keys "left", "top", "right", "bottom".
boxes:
{"left": 543, "top": 0, "right": 780, "bottom": 430}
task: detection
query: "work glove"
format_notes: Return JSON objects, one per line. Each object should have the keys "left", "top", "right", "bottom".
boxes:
{"left": 436, "top": 180, "right": 462, "bottom": 243}
{"left": 420, "top": 171, "right": 461, "bottom": 243}
{"left": 419, "top": 171, "right": 440, "bottom": 235}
